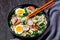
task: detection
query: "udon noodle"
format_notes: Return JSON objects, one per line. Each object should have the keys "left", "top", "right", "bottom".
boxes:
{"left": 9, "top": 6, "right": 47, "bottom": 38}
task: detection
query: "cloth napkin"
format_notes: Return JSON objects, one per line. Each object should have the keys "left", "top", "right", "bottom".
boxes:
{"left": 44, "top": 1, "right": 60, "bottom": 40}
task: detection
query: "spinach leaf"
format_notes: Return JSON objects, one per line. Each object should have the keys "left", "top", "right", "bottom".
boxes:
{"left": 41, "top": 26, "right": 46, "bottom": 30}
{"left": 23, "top": 8, "right": 28, "bottom": 17}
{"left": 39, "top": 23, "right": 45, "bottom": 29}
{"left": 26, "top": 34, "right": 30, "bottom": 38}
{"left": 9, "top": 20, "right": 13, "bottom": 26}
{"left": 13, "top": 14, "right": 17, "bottom": 16}
{"left": 12, "top": 12, "right": 17, "bottom": 16}
{"left": 33, "top": 30, "right": 38, "bottom": 35}
{"left": 39, "top": 23, "right": 45, "bottom": 26}
{"left": 37, "top": 12, "right": 43, "bottom": 16}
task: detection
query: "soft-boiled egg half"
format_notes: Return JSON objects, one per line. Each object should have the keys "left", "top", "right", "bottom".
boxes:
{"left": 14, "top": 24, "right": 23, "bottom": 34}
{"left": 15, "top": 8, "right": 25, "bottom": 16}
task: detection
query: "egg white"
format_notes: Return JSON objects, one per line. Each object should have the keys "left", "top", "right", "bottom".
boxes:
{"left": 15, "top": 8, "right": 25, "bottom": 16}
{"left": 14, "top": 24, "right": 23, "bottom": 34}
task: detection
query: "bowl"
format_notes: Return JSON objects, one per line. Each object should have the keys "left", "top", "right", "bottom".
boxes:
{"left": 8, "top": 4, "right": 49, "bottom": 40}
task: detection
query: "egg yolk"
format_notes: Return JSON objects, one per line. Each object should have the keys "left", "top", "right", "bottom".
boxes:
{"left": 16, "top": 26, "right": 23, "bottom": 32}
{"left": 17, "top": 9, "right": 24, "bottom": 15}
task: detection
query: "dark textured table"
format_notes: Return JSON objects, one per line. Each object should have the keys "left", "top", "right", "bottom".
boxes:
{"left": 0, "top": 0, "right": 59, "bottom": 40}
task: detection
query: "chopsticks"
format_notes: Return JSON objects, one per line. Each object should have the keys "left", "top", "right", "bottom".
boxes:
{"left": 27, "top": 0, "right": 55, "bottom": 19}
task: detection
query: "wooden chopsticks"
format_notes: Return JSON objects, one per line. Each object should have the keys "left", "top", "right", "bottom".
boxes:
{"left": 27, "top": 0, "right": 55, "bottom": 18}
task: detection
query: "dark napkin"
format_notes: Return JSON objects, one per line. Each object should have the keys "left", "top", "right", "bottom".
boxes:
{"left": 45, "top": 1, "right": 60, "bottom": 40}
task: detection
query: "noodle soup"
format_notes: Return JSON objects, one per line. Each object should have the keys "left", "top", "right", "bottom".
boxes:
{"left": 9, "top": 5, "right": 47, "bottom": 38}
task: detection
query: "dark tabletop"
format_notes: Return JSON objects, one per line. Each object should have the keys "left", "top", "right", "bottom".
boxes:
{"left": 0, "top": 0, "right": 58, "bottom": 40}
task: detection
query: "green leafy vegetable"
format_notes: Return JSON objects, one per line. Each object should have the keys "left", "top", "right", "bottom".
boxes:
{"left": 42, "top": 27, "right": 45, "bottom": 30}
{"left": 22, "top": 8, "right": 28, "bottom": 17}
{"left": 9, "top": 20, "right": 13, "bottom": 26}
{"left": 12, "top": 12, "right": 17, "bottom": 16}
{"left": 23, "top": 20, "right": 27, "bottom": 25}
{"left": 26, "top": 34, "right": 30, "bottom": 38}
{"left": 37, "top": 12, "right": 43, "bottom": 16}
{"left": 39, "top": 23, "right": 45, "bottom": 26}
{"left": 13, "top": 14, "right": 17, "bottom": 16}
{"left": 39, "top": 23, "right": 45, "bottom": 29}
{"left": 33, "top": 30, "right": 38, "bottom": 35}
